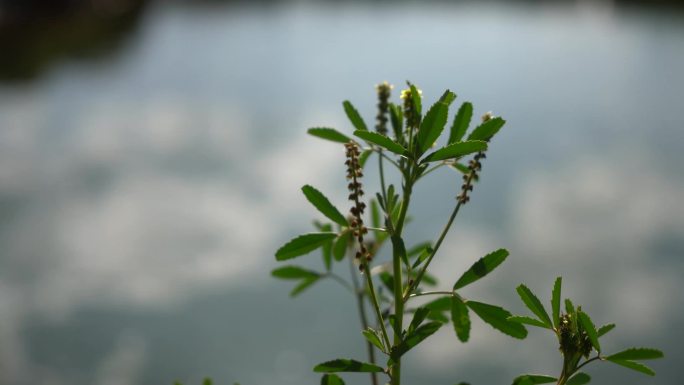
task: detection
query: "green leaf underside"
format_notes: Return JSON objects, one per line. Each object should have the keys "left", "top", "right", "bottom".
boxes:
{"left": 275, "top": 233, "right": 337, "bottom": 261}
{"left": 466, "top": 301, "right": 527, "bottom": 339}
{"left": 606, "top": 359, "right": 656, "bottom": 376}
{"left": 353, "top": 130, "right": 408, "bottom": 156}
{"left": 577, "top": 311, "right": 600, "bottom": 353}
{"left": 449, "top": 102, "right": 473, "bottom": 144}
{"left": 332, "top": 233, "right": 349, "bottom": 261}
{"left": 370, "top": 199, "right": 381, "bottom": 229}
{"left": 321, "top": 373, "right": 345, "bottom": 385}
{"left": 422, "top": 140, "right": 488, "bottom": 163}
{"left": 597, "top": 323, "right": 616, "bottom": 337}
{"left": 508, "top": 316, "right": 550, "bottom": 329}
{"left": 417, "top": 101, "right": 448, "bottom": 154}
{"left": 302, "top": 185, "right": 348, "bottom": 226}
{"left": 451, "top": 296, "right": 471, "bottom": 342}
{"left": 516, "top": 284, "right": 553, "bottom": 328}
{"left": 566, "top": 372, "right": 591, "bottom": 385}
{"left": 512, "top": 374, "right": 557, "bottom": 384}
{"left": 343, "top": 101, "right": 367, "bottom": 131}
{"left": 606, "top": 348, "right": 664, "bottom": 361}
{"left": 271, "top": 266, "right": 319, "bottom": 280}
{"left": 552, "top": 277, "right": 562, "bottom": 329}
{"left": 362, "top": 328, "right": 386, "bottom": 352}
{"left": 308, "top": 127, "right": 352, "bottom": 143}
{"left": 453, "top": 249, "right": 509, "bottom": 290}
{"left": 467, "top": 117, "right": 505, "bottom": 142}
{"left": 291, "top": 276, "right": 319, "bottom": 296}
{"left": 439, "top": 89, "right": 457, "bottom": 106}
{"left": 389, "top": 103, "right": 403, "bottom": 141}
{"left": 391, "top": 321, "right": 442, "bottom": 359}
{"left": 314, "top": 359, "right": 384, "bottom": 373}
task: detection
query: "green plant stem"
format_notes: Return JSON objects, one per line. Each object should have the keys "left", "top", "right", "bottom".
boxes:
{"left": 408, "top": 290, "right": 454, "bottom": 299}
{"left": 417, "top": 162, "right": 445, "bottom": 180}
{"left": 363, "top": 262, "right": 392, "bottom": 350}
{"left": 404, "top": 201, "right": 462, "bottom": 301}
{"left": 390, "top": 170, "right": 415, "bottom": 385}
{"left": 349, "top": 258, "right": 379, "bottom": 385}
{"left": 574, "top": 355, "right": 602, "bottom": 372}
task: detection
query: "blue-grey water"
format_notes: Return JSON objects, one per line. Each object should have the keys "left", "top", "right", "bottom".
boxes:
{"left": 0, "top": 1, "right": 682, "bottom": 385}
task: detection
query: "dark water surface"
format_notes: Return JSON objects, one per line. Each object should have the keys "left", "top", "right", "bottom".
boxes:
{"left": 0, "top": 1, "right": 682, "bottom": 384}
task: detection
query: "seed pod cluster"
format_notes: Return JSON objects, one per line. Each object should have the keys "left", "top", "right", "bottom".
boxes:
{"left": 558, "top": 312, "right": 593, "bottom": 359}
{"left": 375, "top": 82, "right": 392, "bottom": 135}
{"left": 457, "top": 112, "right": 494, "bottom": 204}
{"left": 345, "top": 141, "right": 370, "bottom": 270}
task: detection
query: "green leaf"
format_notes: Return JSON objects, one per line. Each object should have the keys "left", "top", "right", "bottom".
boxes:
{"left": 389, "top": 103, "right": 404, "bottom": 143}
{"left": 565, "top": 298, "right": 575, "bottom": 314}
{"left": 276, "top": 233, "right": 337, "bottom": 261}
{"left": 391, "top": 235, "right": 409, "bottom": 269}
{"left": 577, "top": 311, "right": 600, "bottom": 353}
{"left": 353, "top": 130, "right": 408, "bottom": 156}
{"left": 308, "top": 127, "right": 351, "bottom": 144}
{"left": 424, "top": 296, "right": 452, "bottom": 312}
{"left": 271, "top": 266, "right": 319, "bottom": 280}
{"left": 439, "top": 89, "right": 457, "bottom": 106}
{"left": 417, "top": 101, "right": 448, "bottom": 154}
{"left": 358, "top": 148, "right": 372, "bottom": 169}
{"left": 379, "top": 272, "right": 394, "bottom": 294}
{"left": 290, "top": 276, "right": 320, "bottom": 296}
{"left": 516, "top": 284, "right": 553, "bottom": 328}
{"left": 451, "top": 295, "right": 471, "bottom": 342}
{"left": 317, "top": 223, "right": 333, "bottom": 270}
{"left": 391, "top": 321, "right": 442, "bottom": 359}
{"left": 409, "top": 83, "right": 422, "bottom": 122}
{"left": 467, "top": 301, "right": 528, "bottom": 339}
{"left": 453, "top": 249, "right": 509, "bottom": 290}
{"left": 597, "top": 323, "right": 616, "bottom": 337}
{"left": 411, "top": 246, "right": 432, "bottom": 269}
{"left": 362, "top": 328, "right": 386, "bottom": 353}
{"left": 448, "top": 102, "right": 473, "bottom": 144}
{"left": 467, "top": 117, "right": 505, "bottom": 142}
{"left": 512, "top": 374, "right": 557, "bottom": 384}
{"left": 420, "top": 272, "right": 438, "bottom": 286}
{"left": 332, "top": 232, "right": 349, "bottom": 261}
{"left": 301, "top": 185, "right": 348, "bottom": 227}
{"left": 606, "top": 359, "right": 656, "bottom": 376}
{"left": 565, "top": 372, "right": 590, "bottom": 385}
{"left": 606, "top": 348, "right": 664, "bottom": 361}
{"left": 408, "top": 308, "right": 431, "bottom": 335}
{"left": 552, "top": 277, "right": 562, "bottom": 329}
{"left": 507, "top": 316, "right": 551, "bottom": 329}
{"left": 314, "top": 359, "right": 384, "bottom": 373}
{"left": 370, "top": 199, "right": 381, "bottom": 229}
{"left": 202, "top": 378, "right": 213, "bottom": 385}
{"left": 422, "top": 141, "right": 487, "bottom": 163}
{"left": 343, "top": 101, "right": 367, "bottom": 131}
{"left": 321, "top": 373, "right": 345, "bottom": 385}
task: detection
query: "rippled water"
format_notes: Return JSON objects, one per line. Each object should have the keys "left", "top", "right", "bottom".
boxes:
{"left": 0, "top": 2, "right": 682, "bottom": 384}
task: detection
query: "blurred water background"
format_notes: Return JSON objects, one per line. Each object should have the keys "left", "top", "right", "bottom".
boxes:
{"left": 0, "top": 0, "right": 682, "bottom": 384}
